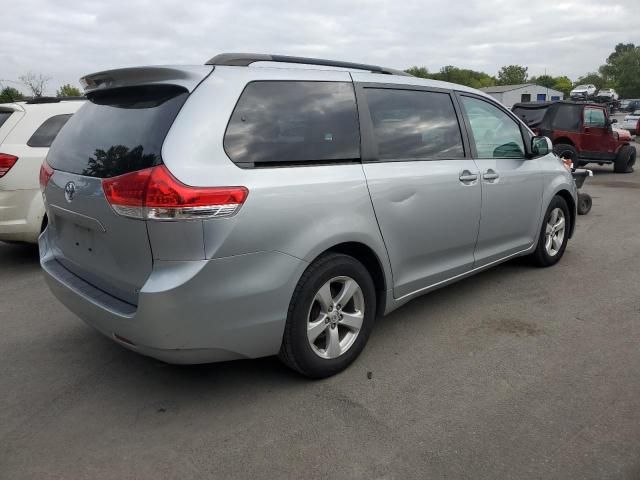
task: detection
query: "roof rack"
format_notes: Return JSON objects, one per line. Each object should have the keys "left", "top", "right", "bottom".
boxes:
{"left": 25, "top": 96, "right": 85, "bottom": 104}
{"left": 205, "top": 53, "right": 412, "bottom": 77}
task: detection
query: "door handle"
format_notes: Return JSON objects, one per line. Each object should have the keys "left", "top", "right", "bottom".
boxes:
{"left": 459, "top": 170, "right": 478, "bottom": 183}
{"left": 483, "top": 169, "right": 500, "bottom": 181}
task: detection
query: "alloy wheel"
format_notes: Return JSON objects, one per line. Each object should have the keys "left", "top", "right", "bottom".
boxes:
{"left": 544, "top": 207, "right": 566, "bottom": 256}
{"left": 306, "top": 276, "right": 365, "bottom": 359}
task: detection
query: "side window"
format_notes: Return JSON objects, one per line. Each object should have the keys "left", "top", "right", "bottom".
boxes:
{"left": 0, "top": 112, "right": 12, "bottom": 129}
{"left": 552, "top": 104, "right": 582, "bottom": 131}
{"left": 583, "top": 108, "right": 606, "bottom": 128}
{"left": 460, "top": 96, "right": 525, "bottom": 159}
{"left": 224, "top": 81, "right": 360, "bottom": 167}
{"left": 27, "top": 114, "right": 73, "bottom": 148}
{"left": 364, "top": 88, "right": 464, "bottom": 160}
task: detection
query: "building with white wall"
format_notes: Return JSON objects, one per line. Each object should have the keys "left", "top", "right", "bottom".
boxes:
{"left": 480, "top": 84, "right": 564, "bottom": 109}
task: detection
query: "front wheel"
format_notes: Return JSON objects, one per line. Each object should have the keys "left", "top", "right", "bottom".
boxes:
{"left": 279, "top": 253, "right": 376, "bottom": 378}
{"left": 531, "top": 196, "right": 570, "bottom": 267}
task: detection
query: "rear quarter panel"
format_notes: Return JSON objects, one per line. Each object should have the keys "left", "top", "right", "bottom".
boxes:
{"left": 161, "top": 66, "right": 394, "bottom": 289}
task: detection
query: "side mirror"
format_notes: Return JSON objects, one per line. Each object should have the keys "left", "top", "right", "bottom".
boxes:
{"left": 531, "top": 136, "right": 551, "bottom": 157}
{"left": 609, "top": 118, "right": 618, "bottom": 124}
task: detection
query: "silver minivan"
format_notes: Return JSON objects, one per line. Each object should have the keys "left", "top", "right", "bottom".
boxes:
{"left": 39, "top": 54, "right": 577, "bottom": 377}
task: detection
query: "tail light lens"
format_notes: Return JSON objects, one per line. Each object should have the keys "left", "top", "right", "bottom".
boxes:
{"left": 0, "top": 153, "right": 18, "bottom": 178}
{"left": 102, "top": 165, "right": 248, "bottom": 220}
{"left": 39, "top": 160, "right": 54, "bottom": 190}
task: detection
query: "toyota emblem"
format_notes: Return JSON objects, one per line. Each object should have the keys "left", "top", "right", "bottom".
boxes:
{"left": 64, "top": 181, "right": 76, "bottom": 203}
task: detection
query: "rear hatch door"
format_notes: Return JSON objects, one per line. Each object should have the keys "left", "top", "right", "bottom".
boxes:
{"left": 43, "top": 66, "right": 212, "bottom": 305}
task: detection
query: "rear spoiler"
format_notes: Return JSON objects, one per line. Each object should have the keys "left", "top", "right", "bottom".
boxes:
{"left": 80, "top": 65, "right": 213, "bottom": 94}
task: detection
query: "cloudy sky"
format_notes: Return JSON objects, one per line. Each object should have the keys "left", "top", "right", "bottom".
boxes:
{"left": 0, "top": 0, "right": 636, "bottom": 94}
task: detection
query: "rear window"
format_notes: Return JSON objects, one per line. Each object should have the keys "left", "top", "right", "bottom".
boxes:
{"left": 47, "top": 85, "right": 188, "bottom": 178}
{"left": 0, "top": 111, "right": 12, "bottom": 129}
{"left": 27, "top": 114, "right": 72, "bottom": 147}
{"left": 224, "top": 81, "right": 360, "bottom": 167}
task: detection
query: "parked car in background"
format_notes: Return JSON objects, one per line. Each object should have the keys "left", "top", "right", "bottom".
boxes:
{"left": 512, "top": 100, "right": 636, "bottom": 173}
{"left": 0, "top": 97, "right": 84, "bottom": 243}
{"left": 595, "top": 88, "right": 619, "bottom": 102}
{"left": 40, "top": 54, "right": 577, "bottom": 378}
{"left": 622, "top": 110, "right": 640, "bottom": 135}
{"left": 570, "top": 84, "right": 596, "bottom": 100}
{"left": 623, "top": 99, "right": 640, "bottom": 113}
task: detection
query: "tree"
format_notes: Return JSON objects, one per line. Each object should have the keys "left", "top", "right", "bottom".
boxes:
{"left": 56, "top": 84, "right": 82, "bottom": 97}
{"left": 531, "top": 74, "right": 555, "bottom": 88}
{"left": 552, "top": 76, "right": 573, "bottom": 97}
{"left": 405, "top": 66, "right": 430, "bottom": 78}
{"left": 432, "top": 65, "right": 496, "bottom": 89}
{"left": 0, "top": 86, "right": 24, "bottom": 103}
{"left": 19, "top": 72, "right": 51, "bottom": 97}
{"left": 497, "top": 65, "right": 528, "bottom": 85}
{"left": 609, "top": 47, "right": 640, "bottom": 98}
{"left": 575, "top": 72, "right": 606, "bottom": 91}
{"left": 597, "top": 44, "right": 640, "bottom": 98}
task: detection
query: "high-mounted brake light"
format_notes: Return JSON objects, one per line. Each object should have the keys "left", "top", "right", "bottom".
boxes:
{"left": 39, "top": 160, "right": 54, "bottom": 190}
{"left": 0, "top": 153, "right": 19, "bottom": 178}
{"left": 102, "top": 165, "right": 248, "bottom": 220}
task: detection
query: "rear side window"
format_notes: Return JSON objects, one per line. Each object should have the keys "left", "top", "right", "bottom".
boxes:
{"left": 512, "top": 106, "right": 547, "bottom": 128}
{"left": 47, "top": 85, "right": 188, "bottom": 178}
{"left": 364, "top": 88, "right": 464, "bottom": 161}
{"left": 27, "top": 114, "right": 72, "bottom": 147}
{"left": 551, "top": 105, "right": 582, "bottom": 131}
{"left": 0, "top": 111, "right": 12, "bottom": 129}
{"left": 224, "top": 81, "right": 360, "bottom": 167}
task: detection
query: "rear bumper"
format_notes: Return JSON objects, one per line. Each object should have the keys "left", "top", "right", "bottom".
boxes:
{"left": 0, "top": 188, "right": 44, "bottom": 243}
{"left": 40, "top": 232, "right": 308, "bottom": 364}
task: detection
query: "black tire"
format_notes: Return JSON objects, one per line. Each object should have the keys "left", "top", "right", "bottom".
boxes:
{"left": 531, "top": 196, "right": 570, "bottom": 267}
{"left": 614, "top": 145, "right": 636, "bottom": 173}
{"left": 577, "top": 193, "right": 592, "bottom": 215}
{"left": 279, "top": 253, "right": 376, "bottom": 378}
{"left": 553, "top": 143, "right": 579, "bottom": 167}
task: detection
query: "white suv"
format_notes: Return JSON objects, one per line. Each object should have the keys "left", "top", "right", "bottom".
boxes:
{"left": 0, "top": 98, "right": 84, "bottom": 243}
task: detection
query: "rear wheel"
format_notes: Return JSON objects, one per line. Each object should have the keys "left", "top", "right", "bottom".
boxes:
{"left": 279, "top": 253, "right": 376, "bottom": 378}
{"left": 532, "top": 196, "right": 570, "bottom": 267}
{"left": 614, "top": 145, "right": 636, "bottom": 173}
{"left": 553, "top": 143, "right": 579, "bottom": 167}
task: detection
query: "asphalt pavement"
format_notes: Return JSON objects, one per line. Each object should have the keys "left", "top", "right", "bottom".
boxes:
{"left": 1, "top": 141, "right": 639, "bottom": 479}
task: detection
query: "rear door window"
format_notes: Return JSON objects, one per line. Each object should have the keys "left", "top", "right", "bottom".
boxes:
{"left": 224, "top": 81, "right": 360, "bottom": 167}
{"left": 27, "top": 114, "right": 72, "bottom": 147}
{"left": 460, "top": 96, "right": 525, "bottom": 159}
{"left": 47, "top": 85, "right": 188, "bottom": 178}
{"left": 364, "top": 88, "right": 464, "bottom": 160}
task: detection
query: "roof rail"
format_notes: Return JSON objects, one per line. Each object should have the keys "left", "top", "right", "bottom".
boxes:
{"left": 205, "top": 53, "right": 412, "bottom": 77}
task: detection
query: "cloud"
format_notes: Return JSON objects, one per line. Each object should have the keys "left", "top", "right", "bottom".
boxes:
{"left": 0, "top": 0, "right": 636, "bottom": 94}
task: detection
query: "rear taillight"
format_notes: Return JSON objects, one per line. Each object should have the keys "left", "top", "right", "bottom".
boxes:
{"left": 102, "top": 165, "right": 248, "bottom": 220}
{"left": 0, "top": 153, "right": 18, "bottom": 178}
{"left": 39, "top": 160, "right": 54, "bottom": 190}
